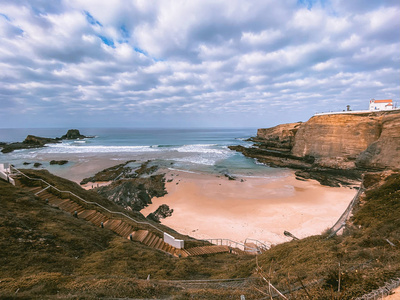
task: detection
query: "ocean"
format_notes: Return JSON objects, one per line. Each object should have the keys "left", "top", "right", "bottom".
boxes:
{"left": 0, "top": 128, "right": 287, "bottom": 180}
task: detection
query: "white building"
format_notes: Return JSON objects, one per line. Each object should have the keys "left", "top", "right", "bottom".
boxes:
{"left": 369, "top": 99, "right": 393, "bottom": 111}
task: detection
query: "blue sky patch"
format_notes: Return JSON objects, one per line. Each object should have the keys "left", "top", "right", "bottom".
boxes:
{"left": 85, "top": 11, "right": 102, "bottom": 27}
{"left": 99, "top": 35, "right": 115, "bottom": 48}
{"left": 0, "top": 13, "right": 11, "bottom": 21}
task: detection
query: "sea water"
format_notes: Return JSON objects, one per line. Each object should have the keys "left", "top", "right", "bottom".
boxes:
{"left": 0, "top": 128, "right": 287, "bottom": 179}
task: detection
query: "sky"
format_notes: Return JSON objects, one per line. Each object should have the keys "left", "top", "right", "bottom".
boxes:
{"left": 0, "top": 0, "right": 399, "bottom": 129}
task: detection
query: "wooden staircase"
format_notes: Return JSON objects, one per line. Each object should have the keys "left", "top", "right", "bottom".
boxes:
{"left": 20, "top": 181, "right": 231, "bottom": 258}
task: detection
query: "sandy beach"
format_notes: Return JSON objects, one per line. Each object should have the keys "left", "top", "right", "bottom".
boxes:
{"left": 18, "top": 152, "right": 358, "bottom": 246}
{"left": 141, "top": 169, "right": 357, "bottom": 245}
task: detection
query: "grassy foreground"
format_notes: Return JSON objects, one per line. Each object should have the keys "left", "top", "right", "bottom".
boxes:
{"left": 0, "top": 170, "right": 399, "bottom": 299}
{"left": 0, "top": 172, "right": 256, "bottom": 299}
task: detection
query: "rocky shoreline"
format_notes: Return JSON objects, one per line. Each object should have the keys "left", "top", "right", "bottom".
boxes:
{"left": 80, "top": 160, "right": 172, "bottom": 222}
{"left": 0, "top": 129, "right": 92, "bottom": 153}
{"left": 230, "top": 110, "right": 400, "bottom": 187}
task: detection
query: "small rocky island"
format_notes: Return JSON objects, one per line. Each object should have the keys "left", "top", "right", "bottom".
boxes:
{"left": 0, "top": 129, "right": 92, "bottom": 153}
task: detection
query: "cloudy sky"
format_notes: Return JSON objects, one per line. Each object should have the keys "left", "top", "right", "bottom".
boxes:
{"left": 0, "top": 0, "right": 399, "bottom": 128}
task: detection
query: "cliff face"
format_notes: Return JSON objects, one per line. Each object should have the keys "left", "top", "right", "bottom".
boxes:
{"left": 291, "top": 113, "right": 383, "bottom": 169}
{"left": 255, "top": 122, "right": 302, "bottom": 151}
{"left": 230, "top": 110, "right": 400, "bottom": 186}
{"left": 356, "top": 112, "right": 400, "bottom": 170}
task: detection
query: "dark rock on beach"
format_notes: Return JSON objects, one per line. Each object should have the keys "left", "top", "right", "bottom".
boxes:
{"left": 96, "top": 175, "right": 167, "bottom": 211}
{"left": 146, "top": 204, "right": 173, "bottom": 223}
{"left": 83, "top": 160, "right": 167, "bottom": 212}
{"left": 80, "top": 160, "right": 138, "bottom": 185}
{"left": 49, "top": 160, "right": 69, "bottom": 165}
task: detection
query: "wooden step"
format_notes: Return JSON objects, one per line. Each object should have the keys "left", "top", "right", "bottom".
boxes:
{"left": 113, "top": 221, "right": 127, "bottom": 234}
{"left": 131, "top": 230, "right": 149, "bottom": 242}
{"left": 82, "top": 210, "right": 99, "bottom": 221}
{"left": 115, "top": 222, "right": 130, "bottom": 235}
{"left": 149, "top": 236, "right": 160, "bottom": 248}
{"left": 92, "top": 214, "right": 108, "bottom": 226}
{"left": 145, "top": 234, "right": 157, "bottom": 247}
{"left": 78, "top": 210, "right": 96, "bottom": 219}
{"left": 120, "top": 225, "right": 134, "bottom": 238}
{"left": 105, "top": 219, "right": 122, "bottom": 231}
{"left": 244, "top": 243, "right": 259, "bottom": 255}
{"left": 185, "top": 245, "right": 230, "bottom": 256}
{"left": 142, "top": 232, "right": 154, "bottom": 245}
{"left": 28, "top": 186, "right": 44, "bottom": 194}
{"left": 153, "top": 238, "right": 164, "bottom": 250}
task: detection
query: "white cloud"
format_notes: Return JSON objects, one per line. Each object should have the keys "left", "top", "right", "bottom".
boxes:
{"left": 0, "top": 0, "right": 399, "bottom": 128}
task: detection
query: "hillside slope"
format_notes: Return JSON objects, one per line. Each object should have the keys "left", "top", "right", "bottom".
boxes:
{"left": 0, "top": 175, "right": 257, "bottom": 299}
{"left": 256, "top": 171, "right": 400, "bottom": 299}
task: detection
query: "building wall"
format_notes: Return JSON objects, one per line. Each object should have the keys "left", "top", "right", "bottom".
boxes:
{"left": 369, "top": 102, "right": 392, "bottom": 111}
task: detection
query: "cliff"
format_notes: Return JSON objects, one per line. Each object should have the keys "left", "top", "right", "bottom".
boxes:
{"left": 230, "top": 110, "right": 400, "bottom": 186}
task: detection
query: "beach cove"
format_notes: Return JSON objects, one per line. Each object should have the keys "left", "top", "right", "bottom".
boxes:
{"left": 1, "top": 128, "right": 358, "bottom": 246}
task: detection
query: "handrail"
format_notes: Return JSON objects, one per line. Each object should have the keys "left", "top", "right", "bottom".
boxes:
{"left": 244, "top": 238, "right": 271, "bottom": 251}
{"left": 12, "top": 166, "right": 270, "bottom": 254}
{"left": 11, "top": 166, "right": 165, "bottom": 235}
{"left": 186, "top": 237, "right": 261, "bottom": 253}
{"left": 327, "top": 181, "right": 365, "bottom": 239}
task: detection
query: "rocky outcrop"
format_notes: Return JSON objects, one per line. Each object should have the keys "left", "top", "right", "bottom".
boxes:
{"left": 1, "top": 129, "right": 92, "bottom": 153}
{"left": 1, "top": 135, "right": 60, "bottom": 153}
{"left": 147, "top": 204, "right": 174, "bottom": 223}
{"left": 60, "top": 129, "right": 89, "bottom": 140}
{"left": 96, "top": 175, "right": 167, "bottom": 211}
{"left": 231, "top": 110, "right": 400, "bottom": 186}
{"left": 86, "top": 161, "right": 167, "bottom": 212}
{"left": 253, "top": 122, "right": 302, "bottom": 152}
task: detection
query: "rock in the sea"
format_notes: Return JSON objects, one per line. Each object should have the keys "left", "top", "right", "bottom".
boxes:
{"left": 33, "top": 162, "right": 42, "bottom": 167}
{"left": 60, "top": 129, "right": 87, "bottom": 140}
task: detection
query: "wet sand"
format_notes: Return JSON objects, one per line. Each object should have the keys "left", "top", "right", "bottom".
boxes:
{"left": 141, "top": 170, "right": 357, "bottom": 245}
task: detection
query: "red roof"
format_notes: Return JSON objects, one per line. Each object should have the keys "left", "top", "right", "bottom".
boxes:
{"left": 372, "top": 99, "right": 392, "bottom": 103}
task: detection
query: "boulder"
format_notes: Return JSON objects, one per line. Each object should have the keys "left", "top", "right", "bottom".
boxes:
{"left": 60, "top": 129, "right": 87, "bottom": 140}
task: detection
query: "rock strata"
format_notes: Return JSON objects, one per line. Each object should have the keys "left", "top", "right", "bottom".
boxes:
{"left": 230, "top": 110, "right": 400, "bottom": 186}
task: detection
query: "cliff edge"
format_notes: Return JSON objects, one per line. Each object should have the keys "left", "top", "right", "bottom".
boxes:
{"left": 230, "top": 110, "right": 400, "bottom": 186}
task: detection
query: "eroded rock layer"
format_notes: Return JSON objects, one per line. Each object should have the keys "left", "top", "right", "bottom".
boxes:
{"left": 230, "top": 110, "right": 400, "bottom": 186}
